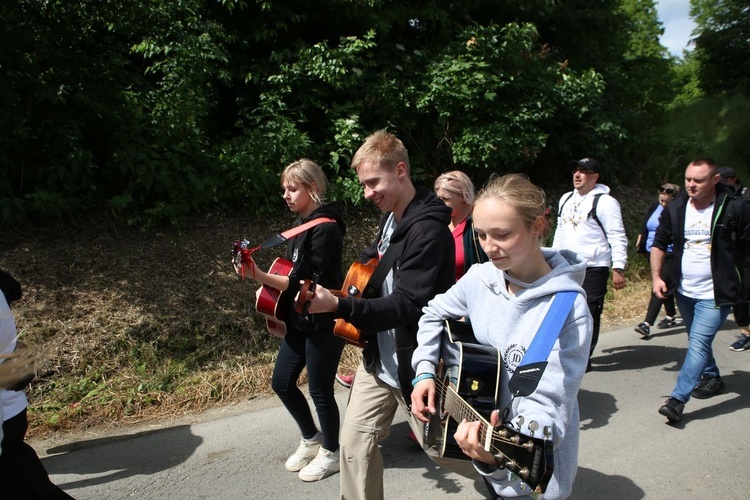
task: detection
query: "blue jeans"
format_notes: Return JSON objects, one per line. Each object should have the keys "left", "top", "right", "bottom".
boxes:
{"left": 673, "top": 293, "right": 730, "bottom": 403}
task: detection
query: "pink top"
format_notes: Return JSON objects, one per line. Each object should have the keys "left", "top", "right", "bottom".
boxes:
{"left": 452, "top": 219, "right": 467, "bottom": 281}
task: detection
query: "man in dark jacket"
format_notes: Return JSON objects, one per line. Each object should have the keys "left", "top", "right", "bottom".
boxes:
{"left": 304, "top": 130, "right": 455, "bottom": 499}
{"left": 651, "top": 158, "right": 750, "bottom": 423}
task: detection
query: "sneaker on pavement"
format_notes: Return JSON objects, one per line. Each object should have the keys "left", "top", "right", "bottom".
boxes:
{"left": 298, "top": 447, "right": 340, "bottom": 482}
{"left": 729, "top": 334, "right": 750, "bottom": 352}
{"left": 635, "top": 322, "right": 651, "bottom": 337}
{"left": 285, "top": 433, "right": 322, "bottom": 472}
{"left": 691, "top": 376, "right": 724, "bottom": 399}
{"left": 335, "top": 372, "right": 355, "bottom": 389}
{"left": 657, "top": 317, "right": 677, "bottom": 329}
{"left": 658, "top": 397, "right": 685, "bottom": 423}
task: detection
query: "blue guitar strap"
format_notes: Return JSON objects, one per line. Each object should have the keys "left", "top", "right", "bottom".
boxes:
{"left": 508, "top": 291, "right": 578, "bottom": 397}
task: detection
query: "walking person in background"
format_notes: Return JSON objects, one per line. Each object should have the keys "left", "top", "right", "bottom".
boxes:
{"left": 634, "top": 183, "right": 681, "bottom": 337}
{"left": 233, "top": 159, "right": 346, "bottom": 482}
{"left": 0, "top": 271, "right": 76, "bottom": 499}
{"left": 552, "top": 157, "right": 628, "bottom": 370}
{"left": 302, "top": 130, "right": 456, "bottom": 499}
{"left": 717, "top": 166, "right": 750, "bottom": 352}
{"left": 434, "top": 170, "right": 488, "bottom": 281}
{"left": 653, "top": 158, "right": 750, "bottom": 423}
{"left": 411, "top": 174, "right": 592, "bottom": 499}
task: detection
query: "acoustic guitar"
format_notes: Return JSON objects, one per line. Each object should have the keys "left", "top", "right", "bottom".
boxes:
{"left": 254, "top": 258, "right": 294, "bottom": 338}
{"left": 421, "top": 319, "right": 554, "bottom": 494}
{"left": 297, "top": 258, "right": 378, "bottom": 348}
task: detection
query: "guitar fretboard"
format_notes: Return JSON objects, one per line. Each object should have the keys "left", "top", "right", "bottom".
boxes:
{"left": 442, "top": 384, "right": 493, "bottom": 449}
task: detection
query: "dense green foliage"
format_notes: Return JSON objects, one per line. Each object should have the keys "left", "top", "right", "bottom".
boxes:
{"left": 655, "top": 0, "right": 750, "bottom": 183}
{"left": 1, "top": 0, "right": 745, "bottom": 226}
{"left": 691, "top": 0, "right": 750, "bottom": 95}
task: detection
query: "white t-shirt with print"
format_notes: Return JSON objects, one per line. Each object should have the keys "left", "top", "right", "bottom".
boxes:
{"left": 679, "top": 201, "right": 714, "bottom": 299}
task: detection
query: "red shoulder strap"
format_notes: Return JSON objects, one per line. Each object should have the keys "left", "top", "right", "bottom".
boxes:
{"left": 260, "top": 217, "right": 337, "bottom": 248}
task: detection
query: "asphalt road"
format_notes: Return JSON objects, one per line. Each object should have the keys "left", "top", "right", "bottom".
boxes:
{"left": 33, "top": 318, "right": 750, "bottom": 499}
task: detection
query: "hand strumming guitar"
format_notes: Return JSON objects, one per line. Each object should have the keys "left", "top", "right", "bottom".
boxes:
{"left": 454, "top": 409, "right": 502, "bottom": 464}
{"left": 410, "top": 378, "right": 437, "bottom": 423}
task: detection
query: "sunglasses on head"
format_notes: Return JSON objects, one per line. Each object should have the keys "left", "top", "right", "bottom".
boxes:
{"left": 659, "top": 186, "right": 675, "bottom": 194}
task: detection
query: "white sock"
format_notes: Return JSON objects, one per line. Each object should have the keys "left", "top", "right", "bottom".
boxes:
{"left": 303, "top": 431, "right": 322, "bottom": 444}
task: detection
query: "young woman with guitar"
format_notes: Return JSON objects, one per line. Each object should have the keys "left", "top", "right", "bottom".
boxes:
{"left": 233, "top": 159, "right": 345, "bottom": 483}
{"left": 411, "top": 174, "right": 593, "bottom": 499}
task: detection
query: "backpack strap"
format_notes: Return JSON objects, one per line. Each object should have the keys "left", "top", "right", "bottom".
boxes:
{"left": 588, "top": 193, "right": 606, "bottom": 237}
{"left": 557, "top": 192, "right": 574, "bottom": 218}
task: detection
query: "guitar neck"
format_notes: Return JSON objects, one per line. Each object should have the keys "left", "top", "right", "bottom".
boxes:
{"left": 443, "top": 385, "right": 493, "bottom": 445}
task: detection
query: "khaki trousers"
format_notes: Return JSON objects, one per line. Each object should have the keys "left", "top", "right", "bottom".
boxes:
{"left": 339, "top": 362, "right": 475, "bottom": 500}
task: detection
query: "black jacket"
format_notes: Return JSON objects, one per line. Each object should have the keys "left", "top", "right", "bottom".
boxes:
{"left": 0, "top": 269, "right": 21, "bottom": 305}
{"left": 282, "top": 202, "right": 346, "bottom": 333}
{"left": 336, "top": 188, "right": 455, "bottom": 402}
{"left": 652, "top": 184, "right": 750, "bottom": 306}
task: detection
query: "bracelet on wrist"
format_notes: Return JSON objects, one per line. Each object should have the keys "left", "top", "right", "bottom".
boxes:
{"left": 411, "top": 373, "right": 435, "bottom": 387}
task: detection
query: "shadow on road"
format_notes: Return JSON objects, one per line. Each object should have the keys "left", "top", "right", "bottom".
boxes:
{"left": 578, "top": 389, "right": 617, "bottom": 430}
{"left": 40, "top": 425, "right": 202, "bottom": 490}
{"left": 591, "top": 344, "right": 686, "bottom": 373}
{"left": 381, "top": 421, "right": 490, "bottom": 497}
{"left": 572, "top": 466, "right": 645, "bottom": 499}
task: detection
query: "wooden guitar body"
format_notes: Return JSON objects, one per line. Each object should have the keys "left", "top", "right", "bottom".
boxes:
{"left": 331, "top": 258, "right": 378, "bottom": 348}
{"left": 254, "top": 257, "right": 294, "bottom": 338}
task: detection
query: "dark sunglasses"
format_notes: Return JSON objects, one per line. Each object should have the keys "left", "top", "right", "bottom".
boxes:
{"left": 659, "top": 187, "right": 676, "bottom": 194}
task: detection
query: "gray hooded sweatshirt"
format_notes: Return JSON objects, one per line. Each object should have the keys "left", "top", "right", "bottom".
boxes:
{"left": 412, "top": 249, "right": 592, "bottom": 499}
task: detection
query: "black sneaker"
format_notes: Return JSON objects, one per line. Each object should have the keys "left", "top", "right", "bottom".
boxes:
{"left": 658, "top": 397, "right": 685, "bottom": 423}
{"left": 691, "top": 376, "right": 724, "bottom": 399}
{"left": 634, "top": 322, "right": 650, "bottom": 337}
{"left": 729, "top": 334, "right": 750, "bottom": 352}
{"left": 657, "top": 317, "right": 677, "bottom": 329}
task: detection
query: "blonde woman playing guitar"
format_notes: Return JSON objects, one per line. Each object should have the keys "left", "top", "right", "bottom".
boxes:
{"left": 411, "top": 174, "right": 593, "bottom": 499}
{"left": 233, "top": 159, "right": 345, "bottom": 483}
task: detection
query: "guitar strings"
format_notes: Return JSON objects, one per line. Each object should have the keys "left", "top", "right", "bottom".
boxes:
{"left": 431, "top": 376, "right": 524, "bottom": 460}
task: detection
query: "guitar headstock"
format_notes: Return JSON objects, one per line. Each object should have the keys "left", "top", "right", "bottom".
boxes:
{"left": 490, "top": 423, "right": 553, "bottom": 494}
{"left": 232, "top": 239, "right": 252, "bottom": 267}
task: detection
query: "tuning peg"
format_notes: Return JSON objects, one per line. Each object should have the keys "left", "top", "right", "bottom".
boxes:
{"left": 517, "top": 467, "right": 530, "bottom": 480}
{"left": 515, "top": 415, "right": 524, "bottom": 429}
{"left": 528, "top": 420, "right": 539, "bottom": 436}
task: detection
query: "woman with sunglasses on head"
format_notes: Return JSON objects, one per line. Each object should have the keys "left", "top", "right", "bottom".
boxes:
{"left": 634, "top": 183, "right": 681, "bottom": 337}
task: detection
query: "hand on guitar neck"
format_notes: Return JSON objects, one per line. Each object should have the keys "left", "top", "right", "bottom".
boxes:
{"left": 295, "top": 280, "right": 339, "bottom": 314}
{"left": 453, "top": 408, "right": 503, "bottom": 465}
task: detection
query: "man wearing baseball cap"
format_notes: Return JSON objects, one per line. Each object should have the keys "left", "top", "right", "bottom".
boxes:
{"left": 552, "top": 157, "right": 628, "bottom": 370}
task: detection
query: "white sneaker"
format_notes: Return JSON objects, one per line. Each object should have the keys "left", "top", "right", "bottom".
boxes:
{"left": 298, "top": 447, "right": 340, "bottom": 482}
{"left": 284, "top": 433, "right": 321, "bottom": 472}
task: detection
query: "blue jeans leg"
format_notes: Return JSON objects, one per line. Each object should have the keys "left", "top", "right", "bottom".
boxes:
{"left": 672, "top": 294, "right": 730, "bottom": 403}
